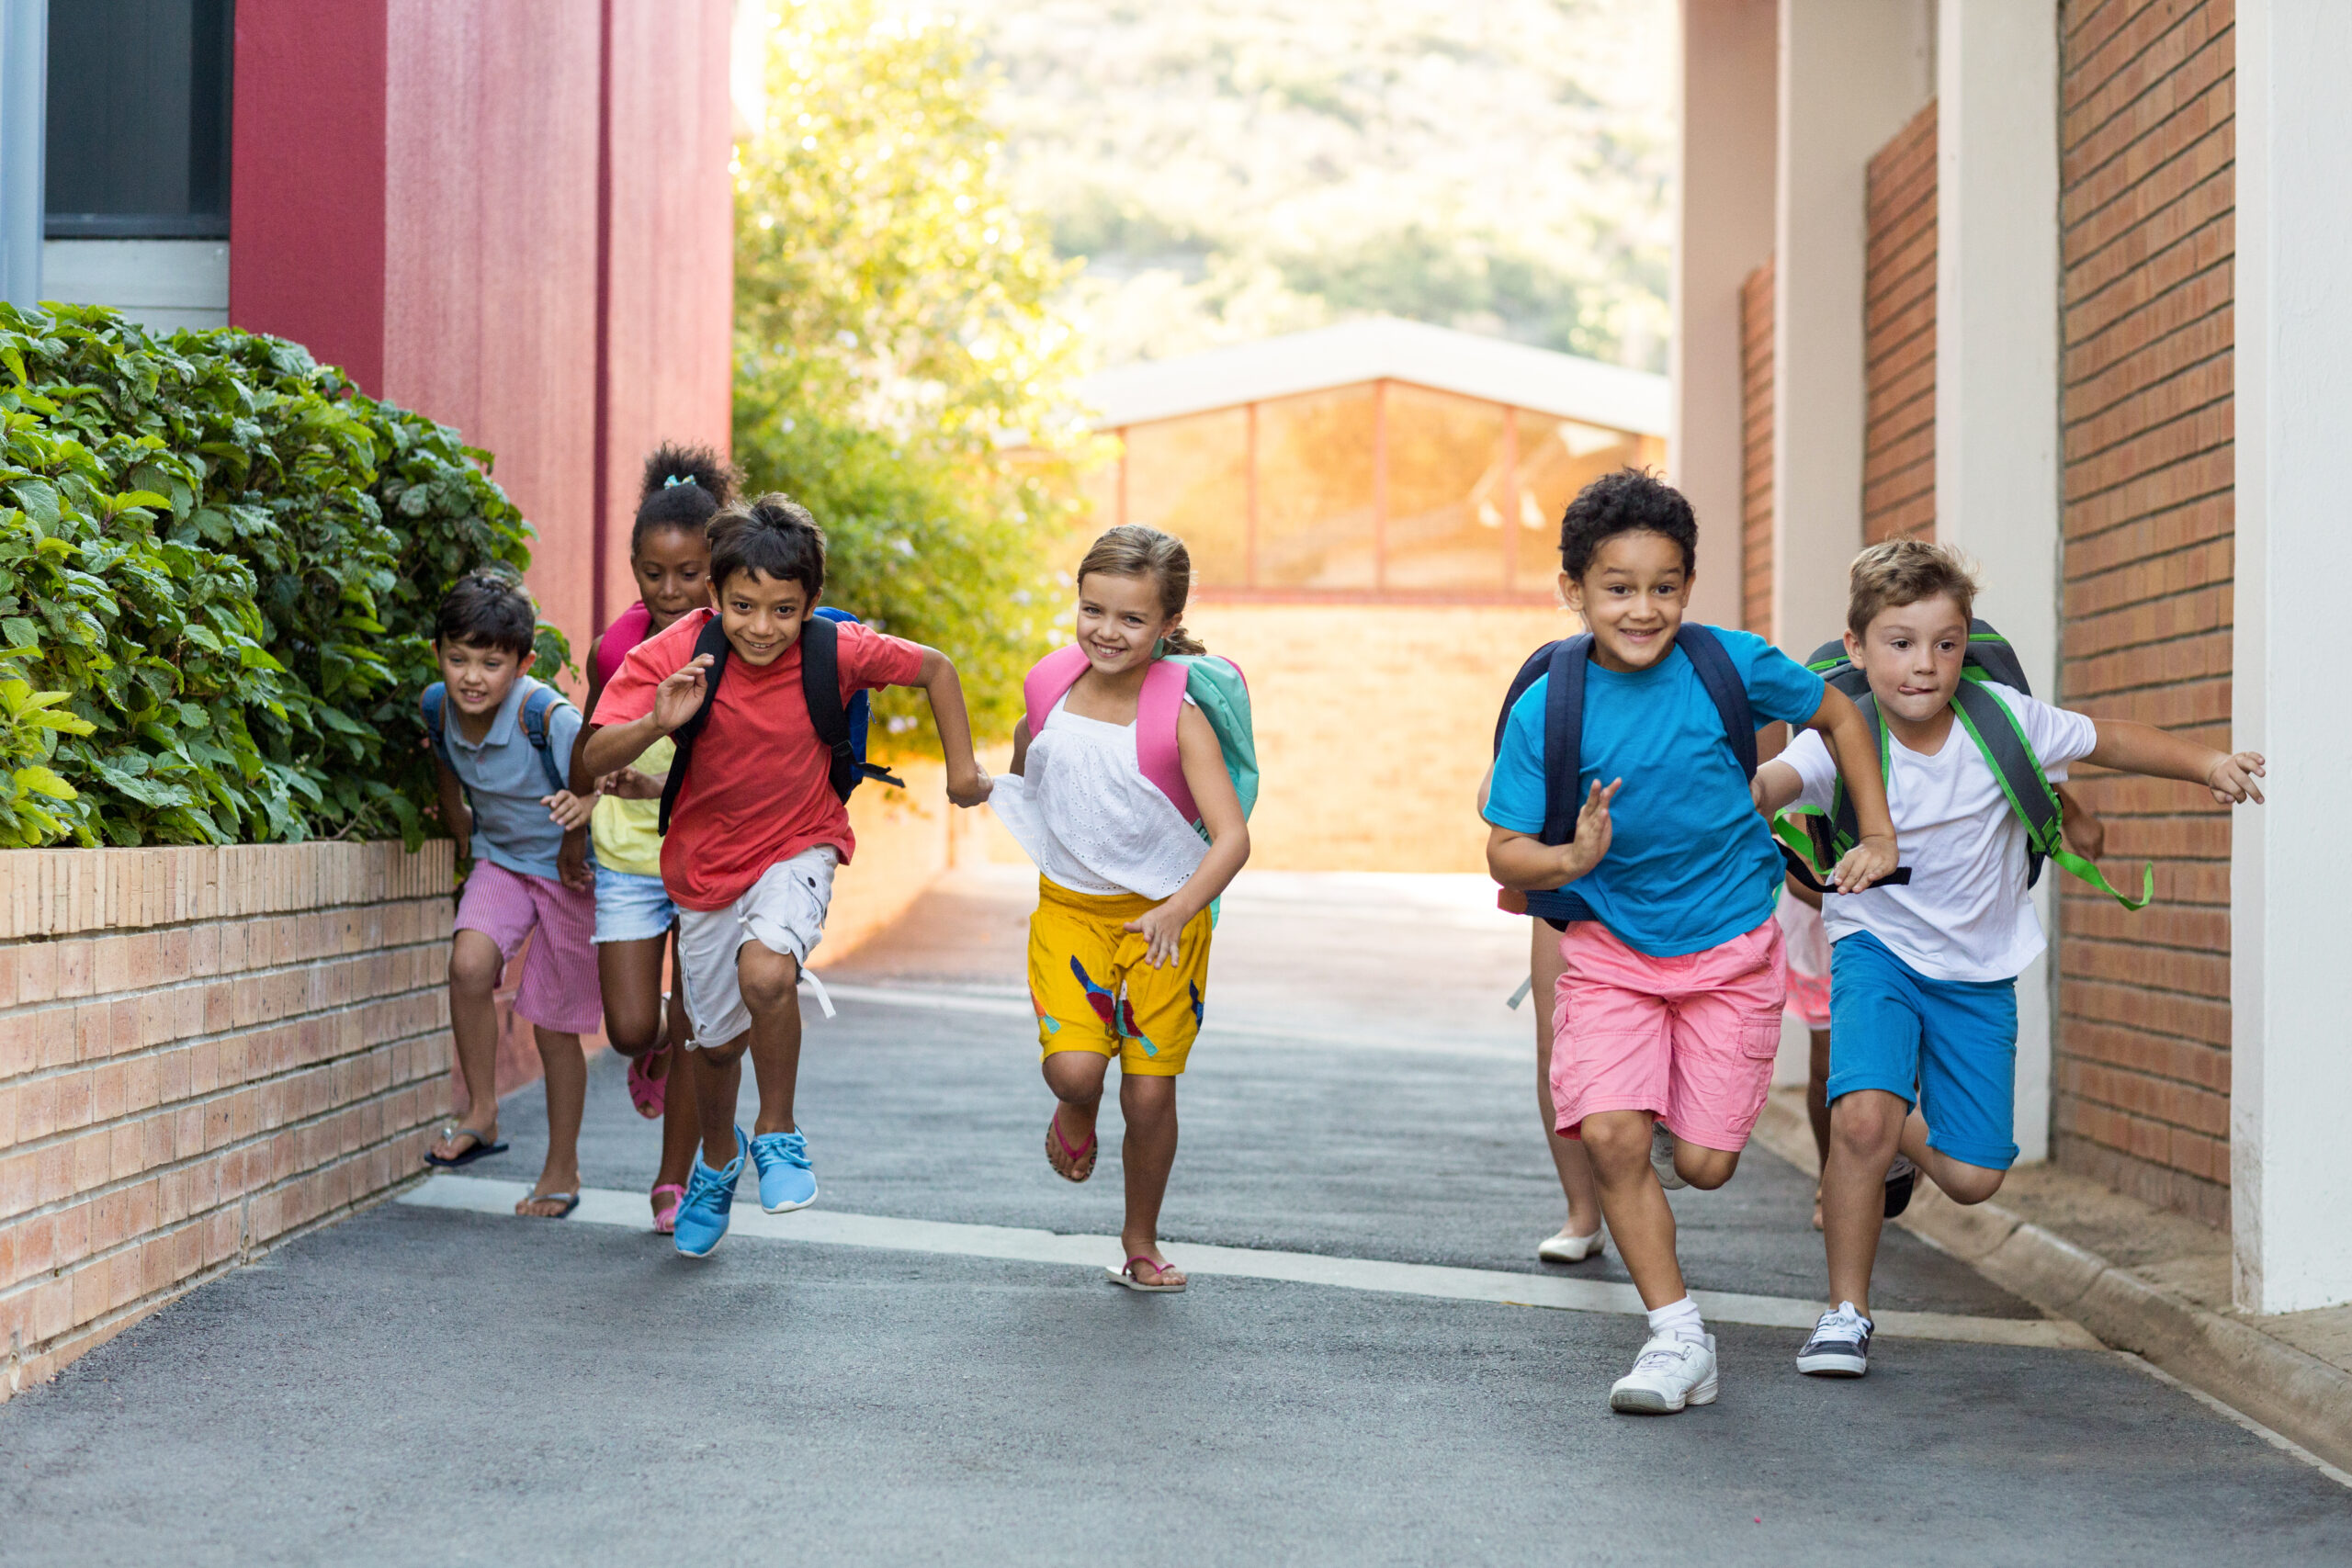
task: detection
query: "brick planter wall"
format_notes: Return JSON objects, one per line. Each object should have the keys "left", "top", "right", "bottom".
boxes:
{"left": 0, "top": 842, "right": 456, "bottom": 1401}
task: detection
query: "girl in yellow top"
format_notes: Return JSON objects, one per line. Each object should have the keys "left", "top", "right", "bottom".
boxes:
{"left": 571, "top": 445, "right": 733, "bottom": 1232}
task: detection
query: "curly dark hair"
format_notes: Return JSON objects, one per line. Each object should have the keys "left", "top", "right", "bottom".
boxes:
{"left": 433, "top": 569, "right": 537, "bottom": 657}
{"left": 707, "top": 491, "right": 825, "bottom": 598}
{"left": 1557, "top": 468, "right": 1698, "bottom": 580}
{"left": 631, "top": 442, "right": 739, "bottom": 553}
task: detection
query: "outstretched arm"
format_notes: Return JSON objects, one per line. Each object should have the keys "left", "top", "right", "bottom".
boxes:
{"left": 914, "top": 648, "right": 990, "bottom": 807}
{"left": 1752, "top": 759, "right": 1804, "bottom": 817}
{"left": 581, "top": 655, "right": 712, "bottom": 777}
{"left": 1802, "top": 686, "right": 1898, "bottom": 892}
{"left": 2082, "top": 719, "right": 2266, "bottom": 806}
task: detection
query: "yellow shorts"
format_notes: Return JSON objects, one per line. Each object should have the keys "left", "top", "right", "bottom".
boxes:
{"left": 1028, "top": 877, "right": 1213, "bottom": 1077}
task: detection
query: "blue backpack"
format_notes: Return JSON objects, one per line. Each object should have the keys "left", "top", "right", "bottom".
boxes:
{"left": 422, "top": 679, "right": 572, "bottom": 795}
{"left": 656, "top": 606, "right": 905, "bottom": 836}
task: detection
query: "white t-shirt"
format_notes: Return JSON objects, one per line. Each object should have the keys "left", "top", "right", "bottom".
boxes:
{"left": 987, "top": 693, "right": 1207, "bottom": 900}
{"left": 1781, "top": 684, "right": 2097, "bottom": 983}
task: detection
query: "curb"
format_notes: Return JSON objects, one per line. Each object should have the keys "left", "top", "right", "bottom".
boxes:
{"left": 1751, "top": 1098, "right": 2352, "bottom": 1472}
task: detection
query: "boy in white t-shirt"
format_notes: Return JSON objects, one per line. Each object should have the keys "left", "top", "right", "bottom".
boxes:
{"left": 1751, "top": 541, "right": 2266, "bottom": 1378}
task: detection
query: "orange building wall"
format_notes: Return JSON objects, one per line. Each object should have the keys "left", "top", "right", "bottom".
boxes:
{"left": 2054, "top": 0, "right": 2236, "bottom": 1226}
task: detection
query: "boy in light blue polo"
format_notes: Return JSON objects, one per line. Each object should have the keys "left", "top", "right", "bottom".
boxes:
{"left": 419, "top": 572, "right": 605, "bottom": 1222}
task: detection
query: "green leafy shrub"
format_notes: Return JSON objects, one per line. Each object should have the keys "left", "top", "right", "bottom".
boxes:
{"left": 0, "top": 302, "right": 566, "bottom": 849}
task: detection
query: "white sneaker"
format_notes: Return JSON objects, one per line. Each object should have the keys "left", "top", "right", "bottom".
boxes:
{"left": 1537, "top": 1226, "right": 1605, "bottom": 1264}
{"left": 1610, "top": 1331, "right": 1718, "bottom": 1414}
{"left": 1649, "top": 1122, "right": 1689, "bottom": 1190}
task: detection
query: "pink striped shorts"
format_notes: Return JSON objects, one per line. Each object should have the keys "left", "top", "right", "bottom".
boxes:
{"left": 453, "top": 861, "right": 604, "bottom": 1035}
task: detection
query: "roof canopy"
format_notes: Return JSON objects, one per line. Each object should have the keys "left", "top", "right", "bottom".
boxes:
{"left": 1080, "top": 316, "right": 1669, "bottom": 436}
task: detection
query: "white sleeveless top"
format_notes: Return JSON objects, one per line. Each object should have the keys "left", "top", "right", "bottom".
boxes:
{"left": 988, "top": 694, "right": 1208, "bottom": 899}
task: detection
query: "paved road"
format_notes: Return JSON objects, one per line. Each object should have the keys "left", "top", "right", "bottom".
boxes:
{"left": 3, "top": 871, "right": 2347, "bottom": 1565}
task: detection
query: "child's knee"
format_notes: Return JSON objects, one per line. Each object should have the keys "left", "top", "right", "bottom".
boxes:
{"left": 736, "top": 945, "right": 800, "bottom": 1014}
{"left": 1679, "top": 1147, "right": 1740, "bottom": 1190}
{"left": 448, "top": 932, "right": 503, "bottom": 996}
{"left": 1938, "top": 1163, "right": 2007, "bottom": 1206}
{"left": 1042, "top": 1051, "right": 1106, "bottom": 1102}
{"left": 1829, "top": 1092, "right": 1905, "bottom": 1157}
{"left": 1578, "top": 1111, "right": 1652, "bottom": 1173}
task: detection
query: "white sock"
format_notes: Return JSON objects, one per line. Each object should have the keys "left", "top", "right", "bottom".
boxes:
{"left": 1646, "top": 1296, "right": 1705, "bottom": 1343}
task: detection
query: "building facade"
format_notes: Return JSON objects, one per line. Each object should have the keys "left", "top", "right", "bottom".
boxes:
{"left": 1674, "top": 0, "right": 2348, "bottom": 1314}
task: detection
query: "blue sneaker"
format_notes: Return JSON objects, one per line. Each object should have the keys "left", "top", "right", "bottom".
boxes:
{"left": 673, "top": 1127, "right": 747, "bottom": 1258}
{"left": 750, "top": 1127, "right": 818, "bottom": 1213}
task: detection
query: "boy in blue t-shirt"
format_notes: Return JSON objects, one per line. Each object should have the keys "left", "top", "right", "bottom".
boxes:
{"left": 1484, "top": 470, "right": 1897, "bottom": 1415}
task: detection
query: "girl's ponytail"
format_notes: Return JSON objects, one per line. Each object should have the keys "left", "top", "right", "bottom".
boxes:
{"left": 1076, "top": 524, "right": 1206, "bottom": 657}
{"left": 631, "top": 442, "right": 740, "bottom": 552}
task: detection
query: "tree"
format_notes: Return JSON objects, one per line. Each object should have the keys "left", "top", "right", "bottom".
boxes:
{"left": 733, "top": 0, "right": 1092, "bottom": 742}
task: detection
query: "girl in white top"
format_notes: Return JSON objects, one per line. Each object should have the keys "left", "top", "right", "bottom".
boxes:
{"left": 981, "top": 525, "right": 1251, "bottom": 1292}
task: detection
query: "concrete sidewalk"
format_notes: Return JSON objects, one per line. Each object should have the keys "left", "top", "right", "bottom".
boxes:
{"left": 2, "top": 869, "right": 2346, "bottom": 1565}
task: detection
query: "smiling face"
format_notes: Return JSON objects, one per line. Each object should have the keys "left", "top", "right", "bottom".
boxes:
{"left": 1561, "top": 530, "right": 1690, "bottom": 673}
{"left": 632, "top": 524, "right": 712, "bottom": 633}
{"left": 1847, "top": 591, "right": 1970, "bottom": 733}
{"left": 435, "top": 637, "right": 525, "bottom": 718}
{"left": 714, "top": 567, "right": 815, "bottom": 667}
{"left": 1073, "top": 570, "right": 1173, "bottom": 678}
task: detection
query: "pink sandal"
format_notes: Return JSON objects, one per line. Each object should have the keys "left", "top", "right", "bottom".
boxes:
{"left": 651, "top": 1183, "right": 685, "bottom": 1235}
{"left": 627, "top": 1043, "right": 670, "bottom": 1121}
{"left": 1106, "top": 1254, "right": 1187, "bottom": 1292}
{"left": 1046, "top": 1110, "right": 1097, "bottom": 1183}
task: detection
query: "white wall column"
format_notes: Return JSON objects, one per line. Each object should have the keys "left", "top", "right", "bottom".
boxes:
{"left": 2231, "top": 0, "right": 2352, "bottom": 1315}
{"left": 0, "top": 0, "right": 45, "bottom": 310}
{"left": 1935, "top": 0, "right": 2062, "bottom": 1164}
{"left": 1670, "top": 0, "right": 1776, "bottom": 627}
{"left": 1770, "top": 0, "right": 1933, "bottom": 656}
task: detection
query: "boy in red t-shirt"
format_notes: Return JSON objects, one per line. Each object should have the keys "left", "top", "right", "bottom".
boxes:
{"left": 585, "top": 494, "right": 990, "bottom": 1256}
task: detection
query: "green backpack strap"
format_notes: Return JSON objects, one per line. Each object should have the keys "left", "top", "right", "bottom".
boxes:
{"left": 1948, "top": 680, "right": 2152, "bottom": 910}
{"left": 1169, "top": 654, "right": 1257, "bottom": 822}
{"left": 1772, "top": 691, "right": 1890, "bottom": 891}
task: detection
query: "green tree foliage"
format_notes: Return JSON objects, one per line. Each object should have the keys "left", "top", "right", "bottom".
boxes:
{"left": 0, "top": 303, "right": 564, "bottom": 848}
{"left": 733, "top": 0, "right": 1091, "bottom": 742}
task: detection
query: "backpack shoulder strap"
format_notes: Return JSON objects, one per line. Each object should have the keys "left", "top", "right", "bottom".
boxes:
{"left": 1964, "top": 619, "right": 2033, "bottom": 696}
{"left": 422, "top": 683, "right": 451, "bottom": 768}
{"left": 1495, "top": 640, "right": 1559, "bottom": 758}
{"left": 1023, "top": 644, "right": 1093, "bottom": 742}
{"left": 1948, "top": 678, "right": 2152, "bottom": 908}
{"left": 798, "top": 612, "right": 859, "bottom": 803}
{"left": 516, "top": 682, "right": 572, "bottom": 795}
{"left": 1178, "top": 655, "right": 1257, "bottom": 822}
{"left": 1539, "top": 634, "right": 1593, "bottom": 846}
{"left": 1674, "top": 622, "right": 1757, "bottom": 780}
{"left": 655, "top": 613, "right": 733, "bottom": 837}
{"left": 1134, "top": 659, "right": 1198, "bottom": 823}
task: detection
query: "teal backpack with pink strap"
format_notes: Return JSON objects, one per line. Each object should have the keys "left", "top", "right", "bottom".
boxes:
{"left": 1020, "top": 644, "right": 1259, "bottom": 835}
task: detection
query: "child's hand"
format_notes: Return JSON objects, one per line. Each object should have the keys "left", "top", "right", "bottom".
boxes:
{"left": 541, "top": 789, "right": 595, "bottom": 830}
{"left": 947, "top": 764, "right": 993, "bottom": 808}
{"left": 2206, "top": 750, "right": 2267, "bottom": 806}
{"left": 1123, "top": 901, "right": 1194, "bottom": 968}
{"left": 650, "top": 655, "right": 715, "bottom": 733}
{"left": 1831, "top": 832, "right": 1898, "bottom": 894}
{"left": 599, "top": 767, "right": 664, "bottom": 801}
{"left": 556, "top": 833, "right": 594, "bottom": 893}
{"left": 1558, "top": 779, "right": 1621, "bottom": 880}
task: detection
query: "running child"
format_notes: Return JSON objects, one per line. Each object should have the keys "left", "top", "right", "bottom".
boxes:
{"left": 571, "top": 444, "right": 732, "bottom": 1234}
{"left": 1752, "top": 540, "right": 2264, "bottom": 1377}
{"left": 421, "top": 571, "right": 605, "bottom": 1221}
{"left": 1482, "top": 470, "right": 1898, "bottom": 1414}
{"left": 582, "top": 494, "right": 990, "bottom": 1258}
{"left": 983, "top": 525, "right": 1252, "bottom": 1293}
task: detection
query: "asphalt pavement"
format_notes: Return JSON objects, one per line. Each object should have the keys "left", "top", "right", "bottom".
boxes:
{"left": 2, "top": 869, "right": 2346, "bottom": 1565}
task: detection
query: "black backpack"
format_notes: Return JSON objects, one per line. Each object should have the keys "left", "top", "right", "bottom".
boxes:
{"left": 656, "top": 608, "right": 906, "bottom": 836}
{"left": 1775, "top": 619, "right": 2148, "bottom": 908}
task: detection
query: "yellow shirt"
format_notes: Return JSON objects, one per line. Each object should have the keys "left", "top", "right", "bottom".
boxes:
{"left": 590, "top": 733, "right": 674, "bottom": 878}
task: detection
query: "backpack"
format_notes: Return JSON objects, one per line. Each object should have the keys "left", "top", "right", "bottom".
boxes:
{"left": 655, "top": 607, "right": 907, "bottom": 837}
{"left": 1021, "top": 643, "right": 1259, "bottom": 835}
{"left": 1489, "top": 623, "right": 1826, "bottom": 924}
{"left": 1774, "top": 618, "right": 2151, "bottom": 909}
{"left": 423, "top": 679, "right": 572, "bottom": 798}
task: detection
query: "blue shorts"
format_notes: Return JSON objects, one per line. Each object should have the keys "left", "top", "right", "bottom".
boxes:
{"left": 1826, "top": 930, "right": 2020, "bottom": 1170}
{"left": 592, "top": 863, "right": 678, "bottom": 945}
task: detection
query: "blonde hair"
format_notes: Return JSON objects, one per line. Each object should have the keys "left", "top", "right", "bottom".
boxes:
{"left": 1847, "top": 538, "right": 1980, "bottom": 637}
{"left": 1075, "top": 525, "right": 1205, "bottom": 656}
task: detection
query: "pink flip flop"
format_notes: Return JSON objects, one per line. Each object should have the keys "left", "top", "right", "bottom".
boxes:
{"left": 1046, "top": 1110, "right": 1097, "bottom": 1183}
{"left": 627, "top": 1044, "right": 669, "bottom": 1121}
{"left": 1106, "top": 1254, "right": 1187, "bottom": 1292}
{"left": 651, "top": 1183, "right": 685, "bottom": 1235}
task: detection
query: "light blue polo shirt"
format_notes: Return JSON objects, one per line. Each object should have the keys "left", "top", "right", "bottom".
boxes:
{"left": 438, "top": 675, "right": 582, "bottom": 881}
{"left": 1483, "top": 627, "right": 1826, "bottom": 956}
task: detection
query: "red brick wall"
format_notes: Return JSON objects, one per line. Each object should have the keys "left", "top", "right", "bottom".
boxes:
{"left": 2055, "top": 0, "right": 2235, "bottom": 1226}
{"left": 1864, "top": 103, "right": 1939, "bottom": 547}
{"left": 1740, "top": 257, "right": 1776, "bottom": 637}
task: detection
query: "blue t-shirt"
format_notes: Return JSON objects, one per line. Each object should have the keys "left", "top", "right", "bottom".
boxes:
{"left": 439, "top": 675, "right": 582, "bottom": 882}
{"left": 1483, "top": 627, "right": 1826, "bottom": 957}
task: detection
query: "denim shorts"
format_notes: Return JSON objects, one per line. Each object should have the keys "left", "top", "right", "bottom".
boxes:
{"left": 593, "top": 862, "right": 678, "bottom": 945}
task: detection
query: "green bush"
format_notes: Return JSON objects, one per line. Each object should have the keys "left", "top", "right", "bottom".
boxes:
{"left": 0, "top": 302, "right": 565, "bottom": 849}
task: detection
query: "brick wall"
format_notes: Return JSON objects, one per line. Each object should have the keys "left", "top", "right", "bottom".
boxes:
{"left": 2055, "top": 0, "right": 2235, "bottom": 1226}
{"left": 1740, "top": 256, "right": 1776, "bottom": 637}
{"left": 0, "top": 842, "right": 457, "bottom": 1400}
{"left": 1864, "top": 103, "right": 1939, "bottom": 547}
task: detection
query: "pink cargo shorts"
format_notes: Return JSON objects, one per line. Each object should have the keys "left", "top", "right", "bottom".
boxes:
{"left": 1548, "top": 915, "right": 1788, "bottom": 1153}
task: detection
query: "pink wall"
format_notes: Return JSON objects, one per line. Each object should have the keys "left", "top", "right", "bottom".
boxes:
{"left": 228, "top": 0, "right": 733, "bottom": 685}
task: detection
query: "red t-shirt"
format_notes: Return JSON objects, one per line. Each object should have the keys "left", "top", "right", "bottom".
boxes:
{"left": 591, "top": 608, "right": 926, "bottom": 910}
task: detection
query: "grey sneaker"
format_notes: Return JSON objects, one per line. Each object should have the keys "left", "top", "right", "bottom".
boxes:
{"left": 1650, "top": 1121, "right": 1689, "bottom": 1190}
{"left": 1797, "top": 1302, "right": 1873, "bottom": 1377}
{"left": 1883, "top": 1154, "right": 1919, "bottom": 1218}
